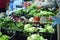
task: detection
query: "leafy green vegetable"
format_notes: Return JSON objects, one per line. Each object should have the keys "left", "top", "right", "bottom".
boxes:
{"left": 39, "top": 24, "right": 55, "bottom": 33}
{"left": 28, "top": 27, "right": 38, "bottom": 32}
{"left": 16, "top": 22, "right": 24, "bottom": 30}
{"left": 27, "top": 4, "right": 36, "bottom": 10}
{"left": 24, "top": 27, "right": 38, "bottom": 33}
{"left": 28, "top": 9, "right": 37, "bottom": 16}
{"left": 33, "top": 13, "right": 42, "bottom": 17}
{"left": 40, "top": 11, "right": 55, "bottom": 16}
{"left": 14, "top": 9, "right": 23, "bottom": 16}
{"left": 0, "top": 16, "right": 24, "bottom": 31}
{"left": 27, "top": 34, "right": 45, "bottom": 40}
{"left": 39, "top": 28, "right": 47, "bottom": 32}
{"left": 45, "top": 24, "right": 55, "bottom": 33}
{"left": 0, "top": 32, "right": 10, "bottom": 40}
{"left": 24, "top": 24, "right": 38, "bottom": 33}
{"left": 0, "top": 32, "right": 2, "bottom": 37}
{"left": 2, "top": 35, "right": 10, "bottom": 39}
{"left": 24, "top": 24, "right": 32, "bottom": 30}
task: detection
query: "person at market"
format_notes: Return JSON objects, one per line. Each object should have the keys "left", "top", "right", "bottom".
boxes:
{"left": 0, "top": 0, "right": 10, "bottom": 13}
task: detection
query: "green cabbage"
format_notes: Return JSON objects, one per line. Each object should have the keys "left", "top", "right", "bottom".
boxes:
{"left": 24, "top": 24, "right": 32, "bottom": 29}
{"left": 27, "top": 34, "right": 45, "bottom": 40}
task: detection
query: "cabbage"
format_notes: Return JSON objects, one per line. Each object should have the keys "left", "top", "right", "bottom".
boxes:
{"left": 24, "top": 27, "right": 38, "bottom": 33}
{"left": 0, "top": 32, "right": 2, "bottom": 36}
{"left": 27, "top": 34, "right": 45, "bottom": 40}
{"left": 27, "top": 27, "right": 38, "bottom": 33}
{"left": 0, "top": 35, "right": 10, "bottom": 40}
{"left": 27, "top": 36, "right": 33, "bottom": 40}
{"left": 46, "top": 26, "right": 54, "bottom": 33}
{"left": 39, "top": 28, "right": 47, "bottom": 32}
{"left": 45, "top": 24, "right": 55, "bottom": 33}
{"left": 24, "top": 24, "right": 32, "bottom": 29}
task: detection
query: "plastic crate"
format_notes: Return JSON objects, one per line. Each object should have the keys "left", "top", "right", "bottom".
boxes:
{"left": 52, "top": 25, "right": 57, "bottom": 40}
{"left": 0, "top": 28, "right": 15, "bottom": 40}
{"left": 1, "top": 28, "right": 16, "bottom": 35}
{"left": 10, "top": 31, "right": 27, "bottom": 40}
{"left": 39, "top": 32, "right": 54, "bottom": 40}
{"left": 1, "top": 28, "right": 24, "bottom": 40}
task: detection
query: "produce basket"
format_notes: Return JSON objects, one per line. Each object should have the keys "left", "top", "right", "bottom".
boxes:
{"left": 10, "top": 31, "right": 27, "bottom": 40}
{"left": 14, "top": 31, "right": 54, "bottom": 40}
{"left": 0, "top": 28, "right": 15, "bottom": 40}
{"left": 52, "top": 25, "right": 57, "bottom": 40}
{"left": 1, "top": 28, "right": 16, "bottom": 36}
{"left": 1, "top": 28, "right": 27, "bottom": 40}
{"left": 39, "top": 32, "right": 54, "bottom": 40}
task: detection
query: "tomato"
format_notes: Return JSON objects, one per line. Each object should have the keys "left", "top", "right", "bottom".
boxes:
{"left": 33, "top": 17, "right": 40, "bottom": 23}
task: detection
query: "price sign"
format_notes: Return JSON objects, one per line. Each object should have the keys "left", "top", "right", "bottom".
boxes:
{"left": 56, "top": 0, "right": 60, "bottom": 8}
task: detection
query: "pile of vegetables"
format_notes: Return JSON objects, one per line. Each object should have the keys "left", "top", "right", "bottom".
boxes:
{"left": 0, "top": 16, "right": 54, "bottom": 33}
{"left": 44, "top": 24, "right": 55, "bottom": 33}
{"left": 0, "top": 16, "right": 24, "bottom": 30}
{"left": 13, "top": 9, "right": 23, "bottom": 16}
{"left": 0, "top": 16, "right": 13, "bottom": 27}
{"left": 11, "top": 3, "right": 58, "bottom": 23}
{"left": 24, "top": 24, "right": 54, "bottom": 33}
{"left": 0, "top": 2, "right": 57, "bottom": 40}
{"left": 39, "top": 24, "right": 55, "bottom": 33}
{"left": 13, "top": 3, "right": 57, "bottom": 17}
{"left": 24, "top": 24, "right": 38, "bottom": 33}
{"left": 0, "top": 16, "right": 55, "bottom": 40}
{"left": 0, "top": 32, "right": 10, "bottom": 40}
{"left": 13, "top": 4, "right": 36, "bottom": 16}
{"left": 25, "top": 24, "right": 54, "bottom": 40}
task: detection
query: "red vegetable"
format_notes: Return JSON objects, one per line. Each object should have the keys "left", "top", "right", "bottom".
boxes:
{"left": 33, "top": 17, "right": 40, "bottom": 23}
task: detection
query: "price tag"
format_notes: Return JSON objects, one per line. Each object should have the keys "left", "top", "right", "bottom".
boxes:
{"left": 56, "top": 0, "right": 60, "bottom": 7}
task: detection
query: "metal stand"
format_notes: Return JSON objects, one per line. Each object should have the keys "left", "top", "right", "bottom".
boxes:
{"left": 57, "top": 24, "right": 60, "bottom": 40}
